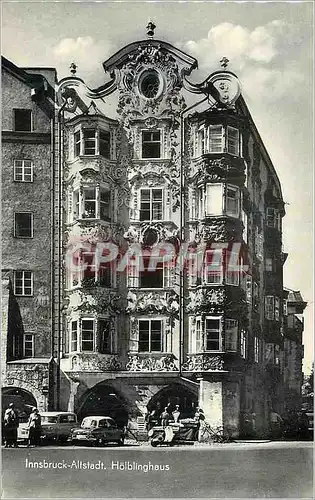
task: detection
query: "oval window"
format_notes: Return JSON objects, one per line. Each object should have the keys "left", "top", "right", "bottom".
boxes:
{"left": 139, "top": 70, "right": 161, "bottom": 99}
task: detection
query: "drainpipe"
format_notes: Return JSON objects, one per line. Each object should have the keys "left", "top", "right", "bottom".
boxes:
{"left": 56, "top": 101, "right": 67, "bottom": 410}
{"left": 178, "top": 96, "right": 208, "bottom": 377}
{"left": 50, "top": 114, "right": 55, "bottom": 411}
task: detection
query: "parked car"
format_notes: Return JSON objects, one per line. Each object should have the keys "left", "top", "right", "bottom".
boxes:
{"left": 18, "top": 411, "right": 78, "bottom": 444}
{"left": 69, "top": 416, "right": 125, "bottom": 446}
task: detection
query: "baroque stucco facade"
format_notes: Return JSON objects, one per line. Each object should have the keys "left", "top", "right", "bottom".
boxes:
{"left": 1, "top": 24, "right": 307, "bottom": 438}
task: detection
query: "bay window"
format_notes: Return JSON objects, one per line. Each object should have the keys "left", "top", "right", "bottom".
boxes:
{"left": 205, "top": 317, "right": 221, "bottom": 351}
{"left": 203, "top": 248, "right": 242, "bottom": 286}
{"left": 196, "top": 124, "right": 241, "bottom": 156}
{"left": 190, "top": 317, "right": 243, "bottom": 353}
{"left": 138, "top": 319, "right": 162, "bottom": 352}
{"left": 69, "top": 318, "right": 114, "bottom": 353}
{"left": 73, "top": 127, "right": 111, "bottom": 158}
{"left": 69, "top": 251, "right": 112, "bottom": 289}
{"left": 225, "top": 185, "right": 240, "bottom": 217}
{"left": 204, "top": 249, "right": 223, "bottom": 284}
{"left": 266, "top": 207, "right": 281, "bottom": 230}
{"left": 72, "top": 185, "right": 111, "bottom": 221}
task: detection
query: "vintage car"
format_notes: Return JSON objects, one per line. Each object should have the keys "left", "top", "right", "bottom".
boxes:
{"left": 18, "top": 411, "right": 78, "bottom": 444}
{"left": 69, "top": 416, "right": 125, "bottom": 446}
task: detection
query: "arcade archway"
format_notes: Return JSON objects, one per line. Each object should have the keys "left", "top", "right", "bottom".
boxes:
{"left": 148, "top": 383, "right": 198, "bottom": 419}
{"left": 76, "top": 384, "right": 128, "bottom": 428}
{"left": 2, "top": 387, "right": 37, "bottom": 422}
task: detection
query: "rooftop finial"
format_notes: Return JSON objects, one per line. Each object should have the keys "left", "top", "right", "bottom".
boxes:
{"left": 220, "top": 57, "right": 229, "bottom": 70}
{"left": 146, "top": 19, "right": 156, "bottom": 38}
{"left": 70, "top": 62, "right": 77, "bottom": 76}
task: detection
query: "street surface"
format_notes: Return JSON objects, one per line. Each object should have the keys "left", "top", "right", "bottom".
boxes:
{"left": 1, "top": 441, "right": 313, "bottom": 499}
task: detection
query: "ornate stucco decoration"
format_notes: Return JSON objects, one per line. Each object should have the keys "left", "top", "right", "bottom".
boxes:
{"left": 127, "top": 290, "right": 179, "bottom": 315}
{"left": 182, "top": 353, "right": 224, "bottom": 371}
{"left": 195, "top": 218, "right": 243, "bottom": 243}
{"left": 125, "top": 353, "right": 178, "bottom": 372}
{"left": 69, "top": 353, "right": 122, "bottom": 372}
{"left": 66, "top": 289, "right": 125, "bottom": 315}
{"left": 186, "top": 287, "right": 225, "bottom": 313}
{"left": 189, "top": 156, "right": 246, "bottom": 183}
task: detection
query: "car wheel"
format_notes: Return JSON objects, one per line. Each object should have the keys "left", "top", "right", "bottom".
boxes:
{"left": 97, "top": 438, "right": 105, "bottom": 447}
{"left": 151, "top": 439, "right": 158, "bottom": 447}
{"left": 117, "top": 438, "right": 124, "bottom": 446}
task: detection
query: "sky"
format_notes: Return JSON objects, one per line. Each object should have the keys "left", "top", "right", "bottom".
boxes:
{"left": 1, "top": 1, "right": 314, "bottom": 372}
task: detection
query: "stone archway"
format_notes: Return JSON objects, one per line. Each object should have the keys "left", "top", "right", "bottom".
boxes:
{"left": 147, "top": 382, "right": 198, "bottom": 419}
{"left": 2, "top": 387, "right": 37, "bottom": 422}
{"left": 75, "top": 383, "right": 128, "bottom": 428}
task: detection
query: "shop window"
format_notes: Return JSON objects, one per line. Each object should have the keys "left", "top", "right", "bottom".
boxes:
{"left": 141, "top": 130, "right": 161, "bottom": 158}
{"left": 138, "top": 319, "right": 162, "bottom": 352}
{"left": 14, "top": 212, "right": 33, "bottom": 238}
{"left": 14, "top": 270, "right": 33, "bottom": 296}
{"left": 14, "top": 160, "right": 33, "bottom": 182}
{"left": 14, "top": 109, "right": 32, "bottom": 132}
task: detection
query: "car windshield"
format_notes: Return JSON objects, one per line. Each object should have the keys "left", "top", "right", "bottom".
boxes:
{"left": 42, "top": 416, "right": 58, "bottom": 424}
{"left": 81, "top": 419, "right": 97, "bottom": 428}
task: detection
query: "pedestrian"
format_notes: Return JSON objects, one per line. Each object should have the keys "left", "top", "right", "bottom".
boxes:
{"left": 3, "top": 403, "right": 19, "bottom": 448}
{"left": 172, "top": 405, "right": 181, "bottom": 423}
{"left": 28, "top": 408, "right": 41, "bottom": 447}
{"left": 269, "top": 410, "right": 283, "bottom": 439}
{"left": 161, "top": 407, "right": 170, "bottom": 427}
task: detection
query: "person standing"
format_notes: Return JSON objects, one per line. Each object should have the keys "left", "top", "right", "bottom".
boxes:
{"left": 172, "top": 405, "right": 181, "bottom": 423}
{"left": 161, "top": 407, "right": 171, "bottom": 427}
{"left": 269, "top": 410, "right": 283, "bottom": 439}
{"left": 3, "top": 403, "right": 19, "bottom": 448}
{"left": 28, "top": 408, "right": 41, "bottom": 447}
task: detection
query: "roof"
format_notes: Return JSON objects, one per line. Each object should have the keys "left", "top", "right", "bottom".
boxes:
{"left": 40, "top": 412, "right": 76, "bottom": 416}
{"left": 82, "top": 416, "right": 115, "bottom": 421}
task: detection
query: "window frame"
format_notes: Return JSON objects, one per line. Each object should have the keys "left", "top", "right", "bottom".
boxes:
{"left": 204, "top": 183, "right": 240, "bottom": 218}
{"left": 72, "top": 185, "right": 111, "bottom": 222}
{"left": 240, "top": 329, "right": 247, "bottom": 358}
{"left": 14, "top": 159, "right": 34, "bottom": 182}
{"left": 14, "top": 212, "right": 33, "bottom": 238}
{"left": 14, "top": 270, "right": 33, "bottom": 296}
{"left": 23, "top": 333, "right": 34, "bottom": 358}
{"left": 69, "top": 317, "right": 114, "bottom": 354}
{"left": 265, "top": 295, "right": 275, "bottom": 320}
{"left": 254, "top": 336, "right": 260, "bottom": 363}
{"left": 266, "top": 207, "right": 281, "bottom": 230}
{"left": 73, "top": 126, "right": 111, "bottom": 159}
{"left": 68, "top": 250, "right": 113, "bottom": 290}
{"left": 225, "top": 318, "right": 238, "bottom": 352}
{"left": 138, "top": 318, "right": 163, "bottom": 353}
{"left": 195, "top": 124, "right": 241, "bottom": 157}
{"left": 204, "top": 316, "right": 222, "bottom": 352}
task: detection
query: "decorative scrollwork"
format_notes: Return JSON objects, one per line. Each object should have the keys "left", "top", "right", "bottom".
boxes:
{"left": 126, "top": 354, "right": 178, "bottom": 372}
{"left": 182, "top": 354, "right": 224, "bottom": 371}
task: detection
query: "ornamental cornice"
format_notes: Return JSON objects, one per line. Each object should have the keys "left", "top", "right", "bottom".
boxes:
{"left": 127, "top": 290, "right": 179, "bottom": 315}
{"left": 186, "top": 286, "right": 226, "bottom": 313}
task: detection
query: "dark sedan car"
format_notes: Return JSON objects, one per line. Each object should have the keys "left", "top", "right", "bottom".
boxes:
{"left": 69, "top": 416, "right": 125, "bottom": 446}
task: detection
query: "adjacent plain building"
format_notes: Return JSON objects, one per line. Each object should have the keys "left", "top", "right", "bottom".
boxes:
{"left": 1, "top": 23, "right": 307, "bottom": 437}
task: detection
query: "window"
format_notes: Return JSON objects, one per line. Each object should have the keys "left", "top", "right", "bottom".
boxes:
{"left": 246, "top": 275, "right": 252, "bottom": 303}
{"left": 140, "top": 188, "right": 163, "bottom": 221}
{"left": 283, "top": 299, "right": 288, "bottom": 316}
{"left": 265, "top": 296, "right": 274, "bottom": 320}
{"left": 23, "top": 334, "right": 34, "bottom": 357}
{"left": 196, "top": 124, "right": 241, "bottom": 156}
{"left": 254, "top": 337, "right": 260, "bottom": 363}
{"left": 204, "top": 249, "right": 223, "bottom": 284}
{"left": 265, "top": 258, "right": 273, "bottom": 272}
{"left": 99, "top": 319, "right": 112, "bottom": 354}
{"left": 138, "top": 319, "right": 162, "bottom": 352}
{"left": 141, "top": 131, "right": 161, "bottom": 158}
{"left": 140, "top": 70, "right": 161, "bottom": 98}
{"left": 225, "top": 319, "right": 238, "bottom": 351}
{"left": 99, "top": 130, "right": 110, "bottom": 158}
{"left": 227, "top": 126, "right": 239, "bottom": 155}
{"left": 195, "top": 319, "right": 201, "bottom": 353}
{"left": 205, "top": 317, "right": 221, "bottom": 351}
{"left": 139, "top": 258, "right": 173, "bottom": 289}
{"left": 70, "top": 251, "right": 112, "bottom": 289}
{"left": 225, "top": 185, "right": 240, "bottom": 217}
{"left": 266, "top": 207, "right": 281, "bottom": 230}
{"left": 14, "top": 109, "right": 32, "bottom": 132}
{"left": 206, "top": 184, "right": 223, "bottom": 215}
{"left": 205, "top": 183, "right": 240, "bottom": 218}
{"left": 74, "top": 128, "right": 111, "bottom": 158}
{"left": 208, "top": 125, "right": 223, "bottom": 153}
{"left": 81, "top": 319, "right": 94, "bottom": 351}
{"left": 240, "top": 329, "right": 247, "bottom": 358}
{"left": 70, "top": 318, "right": 113, "bottom": 353}
{"left": 14, "top": 212, "right": 33, "bottom": 238}
{"left": 73, "top": 186, "right": 111, "bottom": 221}
{"left": 14, "top": 160, "right": 33, "bottom": 182}
{"left": 226, "top": 250, "right": 240, "bottom": 286}
{"left": 274, "top": 297, "right": 280, "bottom": 321}
{"left": 71, "top": 321, "right": 78, "bottom": 352}
{"left": 14, "top": 271, "right": 33, "bottom": 296}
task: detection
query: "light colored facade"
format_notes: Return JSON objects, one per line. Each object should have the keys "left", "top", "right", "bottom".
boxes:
{"left": 1, "top": 24, "right": 307, "bottom": 437}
